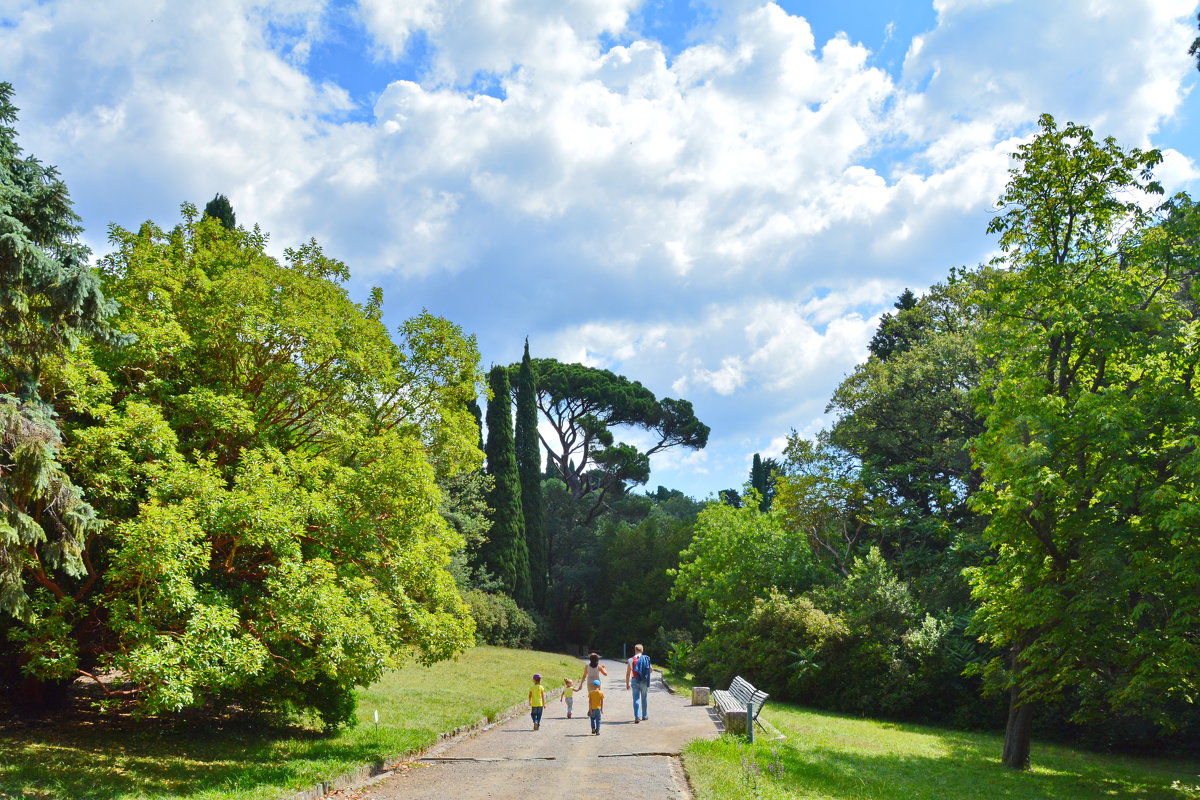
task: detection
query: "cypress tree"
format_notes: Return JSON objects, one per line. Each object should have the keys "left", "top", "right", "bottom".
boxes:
{"left": 203, "top": 193, "right": 237, "bottom": 230}
{"left": 482, "top": 366, "right": 531, "bottom": 607}
{"left": 749, "top": 453, "right": 777, "bottom": 512}
{"left": 468, "top": 397, "right": 484, "bottom": 453}
{"left": 750, "top": 453, "right": 765, "bottom": 497}
{"left": 514, "top": 340, "right": 546, "bottom": 611}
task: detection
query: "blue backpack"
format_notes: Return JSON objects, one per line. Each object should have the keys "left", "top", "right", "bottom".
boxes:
{"left": 633, "top": 654, "right": 651, "bottom": 681}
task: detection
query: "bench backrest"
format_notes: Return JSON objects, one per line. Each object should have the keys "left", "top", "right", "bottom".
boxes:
{"left": 728, "top": 676, "right": 770, "bottom": 719}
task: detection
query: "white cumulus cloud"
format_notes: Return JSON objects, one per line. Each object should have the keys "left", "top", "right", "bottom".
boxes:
{"left": 2, "top": 0, "right": 1198, "bottom": 495}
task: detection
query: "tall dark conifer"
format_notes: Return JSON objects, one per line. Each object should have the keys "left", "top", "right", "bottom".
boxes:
{"left": 468, "top": 397, "right": 484, "bottom": 453}
{"left": 750, "top": 453, "right": 764, "bottom": 496}
{"left": 748, "top": 453, "right": 777, "bottom": 512}
{"left": 514, "top": 340, "right": 546, "bottom": 611}
{"left": 482, "top": 366, "right": 531, "bottom": 607}
{"left": 203, "top": 193, "right": 237, "bottom": 230}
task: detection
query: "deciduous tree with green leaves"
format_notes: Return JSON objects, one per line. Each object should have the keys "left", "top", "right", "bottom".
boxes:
{"left": 4, "top": 198, "right": 484, "bottom": 725}
{"left": 773, "top": 433, "right": 890, "bottom": 578}
{"left": 672, "top": 499, "right": 824, "bottom": 628}
{"left": 968, "top": 115, "right": 1200, "bottom": 768}
{"left": 828, "top": 274, "right": 988, "bottom": 609}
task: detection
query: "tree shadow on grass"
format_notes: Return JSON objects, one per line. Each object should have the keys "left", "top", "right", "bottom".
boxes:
{"left": 0, "top": 710, "right": 407, "bottom": 800}
{"left": 763, "top": 743, "right": 1184, "bottom": 799}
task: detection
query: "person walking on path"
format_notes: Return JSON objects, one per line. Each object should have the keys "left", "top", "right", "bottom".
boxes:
{"left": 626, "top": 644, "right": 652, "bottom": 722}
{"left": 529, "top": 674, "right": 546, "bottom": 731}
{"left": 579, "top": 652, "right": 607, "bottom": 691}
{"left": 561, "top": 678, "right": 576, "bottom": 718}
{"left": 588, "top": 679, "right": 604, "bottom": 735}
{"left": 353, "top": 656, "right": 721, "bottom": 800}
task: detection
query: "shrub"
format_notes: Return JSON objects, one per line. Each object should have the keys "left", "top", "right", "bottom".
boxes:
{"left": 465, "top": 590, "right": 537, "bottom": 649}
{"left": 690, "top": 591, "right": 848, "bottom": 697}
{"left": 690, "top": 550, "right": 976, "bottom": 719}
{"left": 651, "top": 627, "right": 694, "bottom": 668}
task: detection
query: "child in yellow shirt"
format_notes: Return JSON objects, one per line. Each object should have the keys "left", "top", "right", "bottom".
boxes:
{"left": 529, "top": 673, "right": 546, "bottom": 731}
{"left": 561, "top": 678, "right": 576, "bottom": 718}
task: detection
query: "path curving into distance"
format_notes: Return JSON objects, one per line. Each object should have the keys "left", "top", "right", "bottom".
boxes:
{"left": 348, "top": 658, "right": 721, "bottom": 800}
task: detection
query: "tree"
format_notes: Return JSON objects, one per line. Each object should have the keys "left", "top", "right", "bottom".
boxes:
{"left": 590, "top": 512, "right": 701, "bottom": 650}
{"left": 867, "top": 288, "right": 922, "bottom": 360}
{"left": 541, "top": 478, "right": 597, "bottom": 644}
{"left": 968, "top": 115, "right": 1200, "bottom": 768}
{"left": 748, "top": 453, "right": 780, "bottom": 512}
{"left": 481, "top": 366, "right": 531, "bottom": 608}
{"left": 514, "top": 341, "right": 546, "bottom": 611}
{"left": 5, "top": 204, "right": 482, "bottom": 724}
{"left": 0, "top": 82, "right": 124, "bottom": 401}
{"left": 828, "top": 274, "right": 988, "bottom": 609}
{"left": 202, "top": 193, "right": 236, "bottom": 230}
{"left": 773, "top": 433, "right": 890, "bottom": 578}
{"left": 672, "top": 500, "right": 824, "bottom": 627}
{"left": 524, "top": 358, "right": 709, "bottom": 521}
{"left": 0, "top": 84, "right": 127, "bottom": 707}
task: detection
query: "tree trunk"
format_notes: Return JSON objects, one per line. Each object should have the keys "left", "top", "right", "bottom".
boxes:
{"left": 1002, "top": 694, "right": 1033, "bottom": 768}
{"left": 1002, "top": 645, "right": 1034, "bottom": 769}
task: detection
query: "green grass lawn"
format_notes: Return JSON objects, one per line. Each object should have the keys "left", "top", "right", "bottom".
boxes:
{"left": 668, "top": 669, "right": 1200, "bottom": 800}
{"left": 0, "top": 646, "right": 579, "bottom": 800}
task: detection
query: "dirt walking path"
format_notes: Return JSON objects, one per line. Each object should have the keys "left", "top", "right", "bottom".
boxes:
{"left": 348, "top": 658, "right": 720, "bottom": 800}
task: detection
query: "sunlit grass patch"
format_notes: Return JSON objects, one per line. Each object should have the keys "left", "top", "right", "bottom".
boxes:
{"left": 682, "top": 701, "right": 1200, "bottom": 800}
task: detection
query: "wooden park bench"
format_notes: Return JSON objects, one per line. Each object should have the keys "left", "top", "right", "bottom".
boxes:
{"left": 711, "top": 675, "right": 769, "bottom": 738}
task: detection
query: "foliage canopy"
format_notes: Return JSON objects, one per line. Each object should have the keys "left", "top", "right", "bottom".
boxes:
{"left": 524, "top": 357, "right": 709, "bottom": 520}
{"left": 2, "top": 190, "right": 484, "bottom": 725}
{"left": 969, "top": 114, "right": 1199, "bottom": 767}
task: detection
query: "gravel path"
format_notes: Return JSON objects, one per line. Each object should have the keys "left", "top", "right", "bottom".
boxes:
{"left": 348, "top": 658, "right": 720, "bottom": 800}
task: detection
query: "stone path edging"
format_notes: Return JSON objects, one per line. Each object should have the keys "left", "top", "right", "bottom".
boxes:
{"left": 282, "top": 687, "right": 564, "bottom": 800}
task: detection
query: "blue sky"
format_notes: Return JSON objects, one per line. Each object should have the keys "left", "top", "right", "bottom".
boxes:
{"left": 3, "top": 0, "right": 1199, "bottom": 499}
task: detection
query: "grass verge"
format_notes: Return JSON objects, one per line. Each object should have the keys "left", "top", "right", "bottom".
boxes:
{"left": 0, "top": 646, "right": 578, "bottom": 800}
{"left": 676, "top": 693, "right": 1200, "bottom": 800}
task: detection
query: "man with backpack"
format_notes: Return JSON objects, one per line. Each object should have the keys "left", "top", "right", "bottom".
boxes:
{"left": 625, "top": 643, "right": 652, "bottom": 722}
